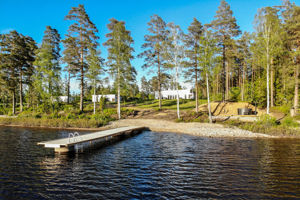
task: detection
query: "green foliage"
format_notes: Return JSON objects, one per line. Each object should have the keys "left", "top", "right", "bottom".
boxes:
{"left": 256, "top": 114, "right": 277, "bottom": 127}
{"left": 63, "top": 4, "right": 99, "bottom": 111}
{"left": 271, "top": 105, "right": 291, "bottom": 115}
{"left": 99, "top": 97, "right": 107, "bottom": 111}
{"left": 281, "top": 117, "right": 299, "bottom": 127}
{"left": 229, "top": 87, "right": 241, "bottom": 102}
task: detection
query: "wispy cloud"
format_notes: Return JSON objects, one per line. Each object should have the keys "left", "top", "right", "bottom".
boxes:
{"left": 0, "top": 28, "right": 14, "bottom": 34}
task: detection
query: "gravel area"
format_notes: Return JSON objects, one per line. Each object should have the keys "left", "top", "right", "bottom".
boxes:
{"left": 106, "top": 119, "right": 277, "bottom": 138}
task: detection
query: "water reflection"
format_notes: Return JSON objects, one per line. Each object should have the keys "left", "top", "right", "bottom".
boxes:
{"left": 0, "top": 127, "right": 299, "bottom": 199}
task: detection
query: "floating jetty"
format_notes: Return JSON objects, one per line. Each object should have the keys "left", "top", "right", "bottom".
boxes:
{"left": 38, "top": 126, "right": 146, "bottom": 153}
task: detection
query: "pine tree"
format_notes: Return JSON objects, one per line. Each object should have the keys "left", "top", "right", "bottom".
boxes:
{"left": 141, "top": 76, "right": 151, "bottom": 99}
{"left": 62, "top": 37, "right": 79, "bottom": 104}
{"left": 210, "top": 0, "right": 241, "bottom": 100}
{"left": 103, "top": 18, "right": 135, "bottom": 119}
{"left": 184, "top": 18, "right": 203, "bottom": 112}
{"left": 237, "top": 32, "right": 251, "bottom": 101}
{"left": 0, "top": 31, "right": 36, "bottom": 114}
{"left": 34, "top": 26, "right": 61, "bottom": 108}
{"left": 286, "top": 5, "right": 300, "bottom": 116}
{"left": 63, "top": 4, "right": 99, "bottom": 112}
{"left": 86, "top": 48, "right": 103, "bottom": 114}
{"left": 138, "top": 15, "right": 169, "bottom": 109}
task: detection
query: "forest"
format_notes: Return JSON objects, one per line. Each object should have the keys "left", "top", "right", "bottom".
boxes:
{"left": 0, "top": 0, "right": 300, "bottom": 129}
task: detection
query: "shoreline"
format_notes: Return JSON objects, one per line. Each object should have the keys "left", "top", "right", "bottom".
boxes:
{"left": 1, "top": 118, "right": 298, "bottom": 139}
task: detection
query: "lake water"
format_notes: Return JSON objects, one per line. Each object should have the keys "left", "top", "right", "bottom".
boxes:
{"left": 0, "top": 127, "right": 299, "bottom": 199}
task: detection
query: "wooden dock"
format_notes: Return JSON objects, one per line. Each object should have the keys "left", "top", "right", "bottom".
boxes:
{"left": 38, "top": 126, "right": 146, "bottom": 153}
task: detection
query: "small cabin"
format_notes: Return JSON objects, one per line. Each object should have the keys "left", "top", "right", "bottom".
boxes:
{"left": 92, "top": 94, "right": 118, "bottom": 102}
{"left": 51, "top": 96, "right": 73, "bottom": 103}
{"left": 155, "top": 89, "right": 194, "bottom": 100}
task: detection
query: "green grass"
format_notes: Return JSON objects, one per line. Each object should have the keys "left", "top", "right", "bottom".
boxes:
{"left": 223, "top": 115, "right": 300, "bottom": 136}
{"left": 136, "top": 99, "right": 207, "bottom": 110}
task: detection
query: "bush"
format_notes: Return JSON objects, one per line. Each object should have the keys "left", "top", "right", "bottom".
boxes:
{"left": 281, "top": 117, "right": 299, "bottom": 127}
{"left": 256, "top": 114, "right": 277, "bottom": 127}
{"left": 66, "top": 112, "right": 76, "bottom": 119}
{"left": 99, "top": 97, "right": 107, "bottom": 111}
{"left": 229, "top": 87, "right": 240, "bottom": 102}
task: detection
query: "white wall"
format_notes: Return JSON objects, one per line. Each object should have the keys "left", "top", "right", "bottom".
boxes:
{"left": 92, "top": 94, "right": 117, "bottom": 102}
{"left": 154, "top": 89, "right": 194, "bottom": 100}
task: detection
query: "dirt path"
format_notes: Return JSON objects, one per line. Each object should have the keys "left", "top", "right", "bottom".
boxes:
{"left": 105, "top": 119, "right": 278, "bottom": 138}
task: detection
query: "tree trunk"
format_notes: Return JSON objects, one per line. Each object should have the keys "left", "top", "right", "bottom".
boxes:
{"left": 226, "top": 60, "right": 229, "bottom": 100}
{"left": 80, "top": 66, "right": 84, "bottom": 112}
{"left": 80, "top": 28, "right": 84, "bottom": 112}
{"left": 222, "top": 43, "right": 226, "bottom": 101}
{"left": 67, "top": 71, "right": 70, "bottom": 104}
{"left": 93, "top": 79, "right": 96, "bottom": 115}
{"left": 117, "top": 67, "right": 121, "bottom": 119}
{"left": 266, "top": 42, "right": 270, "bottom": 115}
{"left": 270, "top": 58, "right": 274, "bottom": 107}
{"left": 157, "top": 53, "right": 162, "bottom": 109}
{"left": 19, "top": 71, "right": 23, "bottom": 112}
{"left": 242, "top": 62, "right": 246, "bottom": 101}
{"left": 176, "top": 67, "right": 180, "bottom": 119}
{"left": 12, "top": 90, "right": 15, "bottom": 115}
{"left": 294, "top": 64, "right": 299, "bottom": 115}
{"left": 206, "top": 72, "right": 212, "bottom": 123}
{"left": 195, "top": 57, "right": 198, "bottom": 113}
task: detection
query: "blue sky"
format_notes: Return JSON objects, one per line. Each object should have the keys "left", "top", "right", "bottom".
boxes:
{"left": 1, "top": 0, "right": 299, "bottom": 92}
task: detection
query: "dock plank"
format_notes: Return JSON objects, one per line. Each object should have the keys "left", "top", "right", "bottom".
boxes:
{"left": 38, "top": 126, "right": 145, "bottom": 148}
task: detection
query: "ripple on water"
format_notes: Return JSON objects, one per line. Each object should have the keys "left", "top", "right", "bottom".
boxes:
{"left": 0, "top": 127, "right": 299, "bottom": 199}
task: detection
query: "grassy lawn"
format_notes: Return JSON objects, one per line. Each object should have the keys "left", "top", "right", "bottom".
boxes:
{"left": 135, "top": 99, "right": 207, "bottom": 110}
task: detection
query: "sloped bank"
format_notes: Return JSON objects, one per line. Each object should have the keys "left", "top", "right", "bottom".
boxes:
{"left": 105, "top": 119, "right": 278, "bottom": 138}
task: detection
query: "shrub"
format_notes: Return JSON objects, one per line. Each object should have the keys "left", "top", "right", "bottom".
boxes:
{"left": 229, "top": 87, "right": 241, "bottom": 102}
{"left": 99, "top": 97, "right": 107, "bottom": 111}
{"left": 281, "top": 117, "right": 299, "bottom": 127}
{"left": 256, "top": 114, "right": 277, "bottom": 127}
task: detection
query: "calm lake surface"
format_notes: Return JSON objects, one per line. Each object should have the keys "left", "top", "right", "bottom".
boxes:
{"left": 0, "top": 127, "right": 299, "bottom": 200}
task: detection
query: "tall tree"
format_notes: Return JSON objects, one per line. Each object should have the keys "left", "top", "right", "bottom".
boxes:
{"left": 199, "top": 28, "right": 219, "bottom": 123}
{"left": 62, "top": 37, "right": 79, "bottom": 104}
{"left": 18, "top": 35, "right": 36, "bottom": 112}
{"left": 34, "top": 26, "right": 61, "bottom": 108}
{"left": 63, "top": 4, "right": 99, "bottom": 112}
{"left": 184, "top": 18, "right": 203, "bottom": 112}
{"left": 86, "top": 48, "right": 103, "bottom": 114}
{"left": 210, "top": 0, "right": 241, "bottom": 100}
{"left": 0, "top": 31, "right": 36, "bottom": 114}
{"left": 166, "top": 22, "right": 185, "bottom": 119}
{"left": 254, "top": 7, "right": 281, "bottom": 114}
{"left": 139, "top": 15, "right": 169, "bottom": 109}
{"left": 104, "top": 18, "right": 135, "bottom": 119}
{"left": 237, "top": 32, "right": 251, "bottom": 101}
{"left": 286, "top": 4, "right": 300, "bottom": 116}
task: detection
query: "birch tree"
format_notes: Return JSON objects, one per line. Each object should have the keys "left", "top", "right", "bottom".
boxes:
{"left": 255, "top": 7, "right": 281, "bottom": 114}
{"left": 199, "top": 29, "right": 219, "bottom": 123}
{"left": 166, "top": 23, "right": 185, "bottom": 119}
{"left": 104, "top": 18, "right": 135, "bottom": 119}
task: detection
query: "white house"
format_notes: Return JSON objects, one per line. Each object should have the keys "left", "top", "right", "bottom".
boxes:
{"left": 155, "top": 89, "right": 194, "bottom": 100}
{"left": 51, "top": 96, "right": 73, "bottom": 103}
{"left": 92, "top": 94, "right": 117, "bottom": 102}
